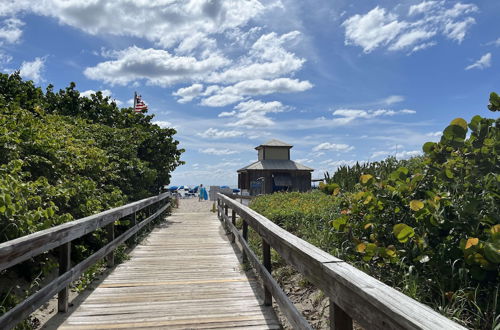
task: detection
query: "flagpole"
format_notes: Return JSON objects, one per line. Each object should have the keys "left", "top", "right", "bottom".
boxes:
{"left": 133, "top": 91, "right": 137, "bottom": 112}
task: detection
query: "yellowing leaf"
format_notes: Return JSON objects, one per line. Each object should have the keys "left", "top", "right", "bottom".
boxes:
{"left": 356, "top": 243, "right": 366, "bottom": 253}
{"left": 465, "top": 237, "right": 479, "bottom": 249}
{"left": 450, "top": 118, "right": 468, "bottom": 130}
{"left": 333, "top": 187, "right": 340, "bottom": 196}
{"left": 491, "top": 224, "right": 500, "bottom": 235}
{"left": 364, "top": 223, "right": 373, "bottom": 230}
{"left": 410, "top": 200, "right": 424, "bottom": 211}
{"left": 360, "top": 174, "right": 373, "bottom": 184}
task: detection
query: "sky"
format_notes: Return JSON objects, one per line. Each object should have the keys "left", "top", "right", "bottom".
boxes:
{"left": 1, "top": 0, "right": 499, "bottom": 187}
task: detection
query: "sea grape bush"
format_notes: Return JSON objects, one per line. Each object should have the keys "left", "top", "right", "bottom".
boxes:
{"left": 252, "top": 93, "right": 499, "bottom": 328}
{"left": 0, "top": 73, "right": 184, "bottom": 324}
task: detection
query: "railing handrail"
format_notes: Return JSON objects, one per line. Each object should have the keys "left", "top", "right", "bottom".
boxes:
{"left": 217, "top": 193, "right": 465, "bottom": 330}
{"left": 0, "top": 192, "right": 170, "bottom": 271}
{"left": 0, "top": 192, "right": 171, "bottom": 330}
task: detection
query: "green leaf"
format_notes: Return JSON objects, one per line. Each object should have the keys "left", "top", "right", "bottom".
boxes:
{"left": 443, "top": 125, "right": 466, "bottom": 141}
{"left": 422, "top": 142, "right": 436, "bottom": 153}
{"left": 393, "top": 223, "right": 415, "bottom": 243}
{"left": 483, "top": 242, "right": 500, "bottom": 264}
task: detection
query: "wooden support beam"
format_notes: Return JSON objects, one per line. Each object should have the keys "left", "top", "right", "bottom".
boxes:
{"left": 262, "top": 239, "right": 272, "bottom": 306}
{"left": 106, "top": 222, "right": 114, "bottom": 267}
{"left": 57, "top": 242, "right": 70, "bottom": 313}
{"left": 330, "top": 299, "right": 352, "bottom": 330}
{"left": 242, "top": 220, "right": 248, "bottom": 263}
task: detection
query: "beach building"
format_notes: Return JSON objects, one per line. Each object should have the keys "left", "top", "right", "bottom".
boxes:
{"left": 237, "top": 139, "right": 314, "bottom": 195}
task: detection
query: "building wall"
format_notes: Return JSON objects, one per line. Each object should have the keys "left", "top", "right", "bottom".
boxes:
{"left": 240, "top": 170, "right": 311, "bottom": 195}
{"left": 263, "top": 147, "right": 289, "bottom": 160}
{"left": 258, "top": 149, "right": 264, "bottom": 161}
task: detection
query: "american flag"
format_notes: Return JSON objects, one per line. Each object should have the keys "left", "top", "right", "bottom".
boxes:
{"left": 134, "top": 93, "right": 148, "bottom": 113}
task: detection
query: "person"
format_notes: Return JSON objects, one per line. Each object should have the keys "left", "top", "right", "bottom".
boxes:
{"left": 198, "top": 184, "right": 208, "bottom": 201}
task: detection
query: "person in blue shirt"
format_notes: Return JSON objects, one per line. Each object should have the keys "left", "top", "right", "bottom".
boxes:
{"left": 198, "top": 184, "right": 208, "bottom": 201}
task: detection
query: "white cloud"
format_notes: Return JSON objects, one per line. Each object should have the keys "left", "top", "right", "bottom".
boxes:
{"left": 0, "top": 18, "right": 24, "bottom": 44}
{"left": 80, "top": 89, "right": 112, "bottom": 98}
{"left": 371, "top": 150, "right": 421, "bottom": 159}
{"left": 382, "top": 95, "right": 405, "bottom": 105}
{"left": 465, "top": 53, "right": 492, "bottom": 70}
{"left": 331, "top": 108, "right": 416, "bottom": 124}
{"left": 218, "top": 111, "right": 236, "bottom": 117}
{"left": 313, "top": 143, "right": 354, "bottom": 152}
{"left": 295, "top": 158, "right": 313, "bottom": 164}
{"left": 200, "top": 148, "right": 239, "bottom": 155}
{"left": 19, "top": 57, "right": 45, "bottom": 83}
{"left": 84, "top": 46, "right": 229, "bottom": 86}
{"left": 173, "top": 83, "right": 204, "bottom": 103}
{"left": 426, "top": 131, "right": 442, "bottom": 137}
{"left": 153, "top": 121, "right": 173, "bottom": 128}
{"left": 343, "top": 1, "right": 478, "bottom": 53}
{"left": 486, "top": 38, "right": 500, "bottom": 47}
{"left": 201, "top": 78, "right": 312, "bottom": 107}
{"left": 0, "top": 1, "right": 268, "bottom": 49}
{"left": 227, "top": 99, "right": 286, "bottom": 128}
{"left": 343, "top": 7, "right": 406, "bottom": 53}
{"left": 197, "top": 128, "right": 244, "bottom": 139}
{"left": 207, "top": 31, "right": 305, "bottom": 84}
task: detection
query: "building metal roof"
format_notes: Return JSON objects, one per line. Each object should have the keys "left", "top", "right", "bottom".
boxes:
{"left": 237, "top": 160, "right": 314, "bottom": 172}
{"left": 255, "top": 139, "right": 292, "bottom": 150}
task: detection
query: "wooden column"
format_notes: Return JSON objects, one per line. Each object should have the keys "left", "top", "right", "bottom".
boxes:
{"left": 262, "top": 239, "right": 272, "bottom": 306}
{"left": 330, "top": 299, "right": 352, "bottom": 330}
{"left": 106, "top": 222, "right": 114, "bottom": 267}
{"left": 58, "top": 242, "right": 71, "bottom": 313}
{"left": 133, "top": 212, "right": 137, "bottom": 243}
{"left": 217, "top": 199, "right": 220, "bottom": 218}
{"left": 242, "top": 220, "right": 248, "bottom": 263}
{"left": 230, "top": 209, "right": 236, "bottom": 243}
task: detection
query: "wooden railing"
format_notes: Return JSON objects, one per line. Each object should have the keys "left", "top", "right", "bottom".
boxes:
{"left": 217, "top": 193, "right": 465, "bottom": 330}
{"left": 0, "top": 192, "right": 171, "bottom": 330}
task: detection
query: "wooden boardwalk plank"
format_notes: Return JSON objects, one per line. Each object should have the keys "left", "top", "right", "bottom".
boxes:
{"left": 60, "top": 205, "right": 280, "bottom": 329}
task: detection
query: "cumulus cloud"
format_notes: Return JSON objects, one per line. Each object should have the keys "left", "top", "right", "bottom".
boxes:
{"left": 371, "top": 150, "right": 421, "bottom": 159}
{"left": 313, "top": 143, "right": 354, "bottom": 152}
{"left": 343, "top": 1, "right": 478, "bottom": 53}
{"left": 0, "top": 18, "right": 24, "bottom": 44}
{"left": 84, "top": 46, "right": 229, "bottom": 86}
{"left": 0, "top": 0, "right": 267, "bottom": 49}
{"left": 153, "top": 121, "right": 173, "bottom": 128}
{"left": 19, "top": 57, "right": 45, "bottom": 83}
{"left": 197, "top": 128, "right": 244, "bottom": 139}
{"left": 201, "top": 78, "right": 312, "bottom": 107}
{"left": 173, "top": 83, "right": 204, "bottom": 103}
{"left": 331, "top": 108, "right": 416, "bottom": 124}
{"left": 465, "top": 53, "right": 492, "bottom": 70}
{"left": 80, "top": 89, "right": 112, "bottom": 98}
{"left": 227, "top": 99, "right": 287, "bottom": 128}
{"left": 206, "top": 31, "right": 305, "bottom": 84}
{"left": 200, "top": 148, "right": 239, "bottom": 155}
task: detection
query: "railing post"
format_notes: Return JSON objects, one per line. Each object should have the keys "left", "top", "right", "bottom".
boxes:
{"left": 106, "top": 222, "right": 114, "bottom": 267}
{"left": 133, "top": 212, "right": 137, "bottom": 243}
{"left": 230, "top": 209, "right": 236, "bottom": 243}
{"left": 58, "top": 242, "right": 71, "bottom": 313}
{"left": 330, "top": 299, "right": 352, "bottom": 330}
{"left": 217, "top": 198, "right": 220, "bottom": 219}
{"left": 262, "top": 239, "right": 272, "bottom": 306}
{"left": 242, "top": 220, "right": 248, "bottom": 263}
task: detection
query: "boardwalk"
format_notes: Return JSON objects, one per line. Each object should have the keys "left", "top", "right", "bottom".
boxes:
{"left": 59, "top": 200, "right": 280, "bottom": 329}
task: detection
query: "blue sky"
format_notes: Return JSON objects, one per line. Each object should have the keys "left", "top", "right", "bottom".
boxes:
{"left": 1, "top": 0, "right": 499, "bottom": 187}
